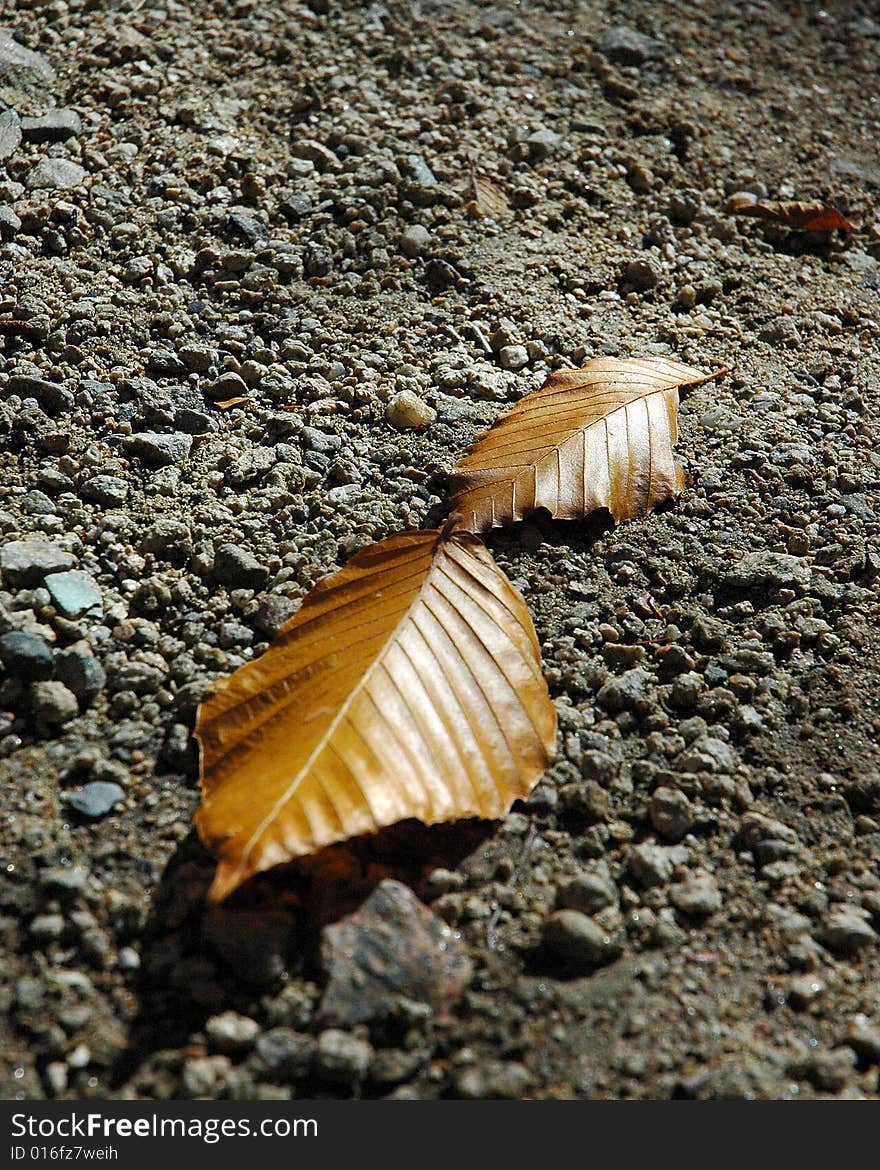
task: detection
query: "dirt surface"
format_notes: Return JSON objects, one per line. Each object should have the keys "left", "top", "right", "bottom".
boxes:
{"left": 2, "top": 0, "right": 880, "bottom": 1101}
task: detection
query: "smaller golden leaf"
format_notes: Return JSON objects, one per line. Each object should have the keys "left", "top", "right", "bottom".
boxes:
{"left": 449, "top": 357, "right": 725, "bottom": 532}
{"left": 195, "top": 524, "right": 556, "bottom": 901}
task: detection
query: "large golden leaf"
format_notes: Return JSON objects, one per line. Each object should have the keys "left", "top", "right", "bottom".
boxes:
{"left": 449, "top": 357, "right": 724, "bottom": 532}
{"left": 195, "top": 525, "right": 556, "bottom": 901}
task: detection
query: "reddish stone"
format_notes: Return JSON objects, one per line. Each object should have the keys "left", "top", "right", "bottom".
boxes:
{"left": 319, "top": 879, "right": 472, "bottom": 1026}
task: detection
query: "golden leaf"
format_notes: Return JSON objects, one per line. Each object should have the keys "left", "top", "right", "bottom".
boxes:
{"left": 195, "top": 524, "right": 556, "bottom": 901}
{"left": 449, "top": 357, "right": 725, "bottom": 532}
{"left": 726, "top": 195, "right": 857, "bottom": 232}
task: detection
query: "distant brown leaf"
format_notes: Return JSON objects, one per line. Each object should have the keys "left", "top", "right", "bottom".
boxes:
{"left": 468, "top": 171, "right": 511, "bottom": 219}
{"left": 449, "top": 357, "right": 725, "bottom": 532}
{"left": 214, "top": 396, "right": 251, "bottom": 410}
{"left": 726, "top": 195, "right": 857, "bottom": 232}
{"left": 195, "top": 523, "right": 556, "bottom": 901}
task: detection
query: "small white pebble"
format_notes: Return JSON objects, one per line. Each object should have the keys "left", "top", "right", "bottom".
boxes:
{"left": 385, "top": 389, "right": 436, "bottom": 429}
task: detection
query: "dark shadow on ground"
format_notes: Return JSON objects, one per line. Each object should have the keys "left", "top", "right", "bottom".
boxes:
{"left": 111, "top": 816, "right": 493, "bottom": 1089}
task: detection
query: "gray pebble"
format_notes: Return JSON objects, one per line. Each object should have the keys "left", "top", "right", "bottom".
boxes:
{"left": 253, "top": 1028, "right": 315, "bottom": 1078}
{"left": 66, "top": 780, "right": 126, "bottom": 819}
{"left": 212, "top": 543, "right": 269, "bottom": 590}
{"left": 669, "top": 871, "right": 722, "bottom": 916}
{"left": 557, "top": 872, "right": 617, "bottom": 915}
{"left": 20, "top": 108, "right": 81, "bottom": 143}
{"left": 399, "top": 224, "right": 431, "bottom": 258}
{"left": 123, "top": 431, "right": 193, "bottom": 467}
{"left": 315, "top": 1029, "right": 373, "bottom": 1084}
{"left": 723, "top": 551, "right": 810, "bottom": 592}
{"left": 0, "top": 630, "right": 54, "bottom": 680}
{"left": 596, "top": 667, "right": 652, "bottom": 713}
{"left": 0, "top": 108, "right": 21, "bottom": 160}
{"left": 628, "top": 842, "right": 689, "bottom": 888}
{"left": 650, "top": 786, "right": 695, "bottom": 841}
{"left": 141, "top": 519, "right": 193, "bottom": 560}
{"left": 81, "top": 475, "right": 129, "bottom": 507}
{"left": 455, "top": 1061, "right": 534, "bottom": 1099}
{"left": 44, "top": 570, "right": 102, "bottom": 619}
{"left": 597, "top": 25, "right": 666, "bottom": 66}
{"left": 54, "top": 647, "right": 105, "bottom": 701}
{"left": 498, "top": 344, "right": 529, "bottom": 370}
{"left": 27, "top": 157, "right": 86, "bottom": 190}
{"left": 816, "top": 906, "right": 877, "bottom": 955}
{"left": 21, "top": 490, "right": 57, "bottom": 515}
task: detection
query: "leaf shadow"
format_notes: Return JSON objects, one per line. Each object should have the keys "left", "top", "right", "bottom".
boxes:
{"left": 111, "top": 815, "right": 493, "bottom": 1089}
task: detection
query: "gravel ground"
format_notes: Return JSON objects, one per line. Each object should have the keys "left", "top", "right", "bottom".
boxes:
{"left": 1, "top": 0, "right": 880, "bottom": 1101}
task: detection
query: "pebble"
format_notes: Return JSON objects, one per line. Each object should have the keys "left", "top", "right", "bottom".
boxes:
{"left": 21, "top": 490, "right": 57, "bottom": 515}
{"left": 26, "top": 157, "right": 87, "bottom": 190}
{"left": 20, "top": 109, "right": 81, "bottom": 143}
{"left": 556, "top": 872, "right": 617, "bottom": 915}
{"left": 542, "top": 909, "right": 623, "bottom": 970}
{"left": 44, "top": 570, "right": 102, "bottom": 618}
{"left": 816, "top": 906, "right": 877, "bottom": 955}
{"left": 212, "top": 543, "right": 269, "bottom": 590}
{"left": 315, "top": 1029, "right": 373, "bottom": 1084}
{"left": 6, "top": 375, "right": 73, "bottom": 413}
{"left": 320, "top": 879, "right": 472, "bottom": 1026}
{"left": 620, "top": 259, "right": 659, "bottom": 293}
{"left": 123, "top": 431, "right": 193, "bottom": 467}
{"left": 0, "top": 631, "right": 54, "bottom": 680}
{"left": 399, "top": 224, "right": 431, "bottom": 257}
{"left": 253, "top": 1028, "right": 315, "bottom": 1078}
{"left": 54, "top": 647, "right": 106, "bottom": 702}
{"left": 676, "top": 734, "right": 736, "bottom": 775}
{"left": 845, "top": 1015, "right": 880, "bottom": 1062}
{"left": 597, "top": 25, "right": 666, "bottom": 66}
{"left": 455, "top": 1061, "right": 534, "bottom": 1099}
{"left": 66, "top": 780, "right": 126, "bottom": 819}
{"left": 649, "top": 786, "right": 695, "bottom": 841}
{"left": 596, "top": 668, "right": 652, "bottom": 713}
{"left": 31, "top": 680, "right": 79, "bottom": 725}
{"left": 723, "top": 551, "right": 810, "bottom": 592}
{"left": 498, "top": 344, "right": 529, "bottom": 370}
{"left": 628, "top": 842, "right": 689, "bottom": 888}
{"left": 141, "top": 519, "right": 193, "bottom": 560}
{"left": 205, "top": 1011, "right": 261, "bottom": 1055}
{"left": 0, "top": 205, "right": 21, "bottom": 239}
{"left": 81, "top": 475, "right": 129, "bottom": 507}
{"left": 669, "top": 871, "right": 722, "bottom": 916}
{"left": 0, "top": 107, "right": 21, "bottom": 160}
{"left": 385, "top": 389, "right": 436, "bottom": 429}
{"left": 1, "top": 539, "right": 75, "bottom": 586}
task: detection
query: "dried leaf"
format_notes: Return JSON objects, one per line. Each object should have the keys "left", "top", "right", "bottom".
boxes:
{"left": 468, "top": 171, "right": 511, "bottom": 219}
{"left": 726, "top": 195, "right": 857, "bottom": 232}
{"left": 449, "top": 357, "right": 724, "bottom": 532}
{"left": 214, "top": 396, "right": 251, "bottom": 410}
{"left": 195, "top": 524, "right": 556, "bottom": 901}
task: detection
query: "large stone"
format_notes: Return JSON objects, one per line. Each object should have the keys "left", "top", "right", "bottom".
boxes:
{"left": 1, "top": 539, "right": 75, "bottom": 586}
{"left": 319, "top": 879, "right": 472, "bottom": 1026}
